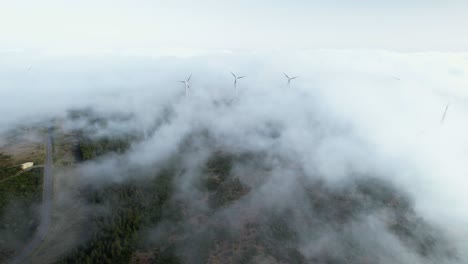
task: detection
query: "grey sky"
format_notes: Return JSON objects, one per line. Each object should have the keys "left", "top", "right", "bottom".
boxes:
{"left": 1, "top": 0, "right": 467, "bottom": 52}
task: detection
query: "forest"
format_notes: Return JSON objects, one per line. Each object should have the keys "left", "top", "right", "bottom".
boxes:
{"left": 0, "top": 163, "right": 43, "bottom": 263}
{"left": 78, "top": 136, "right": 132, "bottom": 161}
{"left": 59, "top": 167, "right": 178, "bottom": 264}
{"left": 59, "top": 135, "right": 457, "bottom": 263}
{"left": 51, "top": 110, "right": 458, "bottom": 263}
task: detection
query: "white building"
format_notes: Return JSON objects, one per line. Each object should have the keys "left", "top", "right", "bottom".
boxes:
{"left": 21, "top": 162, "right": 34, "bottom": 170}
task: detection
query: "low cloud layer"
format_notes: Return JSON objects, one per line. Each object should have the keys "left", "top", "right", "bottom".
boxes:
{"left": 1, "top": 50, "right": 468, "bottom": 262}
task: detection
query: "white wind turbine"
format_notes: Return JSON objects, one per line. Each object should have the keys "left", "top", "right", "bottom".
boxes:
{"left": 231, "top": 72, "right": 246, "bottom": 98}
{"left": 283, "top": 73, "right": 298, "bottom": 87}
{"left": 179, "top": 74, "right": 192, "bottom": 97}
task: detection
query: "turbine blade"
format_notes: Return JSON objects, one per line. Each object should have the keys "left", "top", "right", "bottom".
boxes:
{"left": 291, "top": 76, "right": 298, "bottom": 80}
{"left": 441, "top": 103, "right": 450, "bottom": 124}
{"left": 238, "top": 76, "right": 246, "bottom": 79}
{"left": 187, "top": 73, "right": 192, "bottom": 82}
{"left": 283, "top": 73, "right": 290, "bottom": 79}
{"left": 231, "top": 72, "right": 236, "bottom": 78}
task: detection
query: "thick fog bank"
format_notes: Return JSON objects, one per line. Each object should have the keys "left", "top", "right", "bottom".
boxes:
{"left": 1, "top": 50, "right": 468, "bottom": 262}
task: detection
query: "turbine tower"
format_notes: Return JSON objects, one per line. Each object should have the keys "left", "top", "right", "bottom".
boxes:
{"left": 231, "top": 72, "right": 246, "bottom": 98}
{"left": 283, "top": 73, "right": 298, "bottom": 87}
{"left": 179, "top": 74, "right": 192, "bottom": 97}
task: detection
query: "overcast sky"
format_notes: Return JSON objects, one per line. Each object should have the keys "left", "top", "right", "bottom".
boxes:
{"left": 1, "top": 0, "right": 467, "bottom": 53}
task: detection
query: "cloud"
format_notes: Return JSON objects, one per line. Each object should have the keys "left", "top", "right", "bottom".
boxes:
{"left": 2, "top": 50, "right": 468, "bottom": 262}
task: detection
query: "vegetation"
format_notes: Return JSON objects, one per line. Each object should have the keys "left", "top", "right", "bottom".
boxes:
{"left": 57, "top": 141, "right": 457, "bottom": 263}
{"left": 200, "top": 152, "right": 250, "bottom": 209}
{"left": 0, "top": 167, "right": 43, "bottom": 217}
{"left": 0, "top": 153, "right": 21, "bottom": 181}
{"left": 52, "top": 132, "right": 79, "bottom": 167}
{"left": 0, "top": 167, "right": 43, "bottom": 263}
{"left": 78, "top": 136, "right": 132, "bottom": 161}
{"left": 67, "top": 108, "right": 136, "bottom": 161}
{"left": 59, "top": 151, "right": 253, "bottom": 264}
{"left": 59, "top": 167, "right": 178, "bottom": 264}
{"left": 209, "top": 177, "right": 249, "bottom": 209}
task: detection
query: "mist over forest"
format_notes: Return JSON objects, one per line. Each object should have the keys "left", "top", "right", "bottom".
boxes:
{"left": 1, "top": 50, "right": 468, "bottom": 263}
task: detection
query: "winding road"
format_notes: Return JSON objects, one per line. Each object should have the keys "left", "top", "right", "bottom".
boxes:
{"left": 9, "top": 128, "right": 53, "bottom": 264}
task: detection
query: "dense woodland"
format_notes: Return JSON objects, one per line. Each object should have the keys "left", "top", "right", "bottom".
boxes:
{"left": 59, "top": 135, "right": 457, "bottom": 263}
{"left": 68, "top": 109, "right": 135, "bottom": 162}
{"left": 0, "top": 124, "right": 456, "bottom": 264}
{"left": 51, "top": 111, "right": 458, "bottom": 263}
{"left": 58, "top": 133, "right": 179, "bottom": 263}
{"left": 78, "top": 136, "right": 132, "bottom": 161}
{"left": 0, "top": 164, "right": 43, "bottom": 263}
{"left": 59, "top": 167, "right": 178, "bottom": 264}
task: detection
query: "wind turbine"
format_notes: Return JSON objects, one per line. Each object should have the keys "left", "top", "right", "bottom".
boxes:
{"left": 283, "top": 73, "right": 298, "bottom": 87}
{"left": 179, "top": 74, "right": 192, "bottom": 97}
{"left": 27, "top": 65, "right": 32, "bottom": 71}
{"left": 231, "top": 72, "right": 246, "bottom": 98}
{"left": 441, "top": 103, "right": 450, "bottom": 124}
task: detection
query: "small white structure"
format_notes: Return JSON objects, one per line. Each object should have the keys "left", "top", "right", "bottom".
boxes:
{"left": 21, "top": 162, "right": 34, "bottom": 170}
